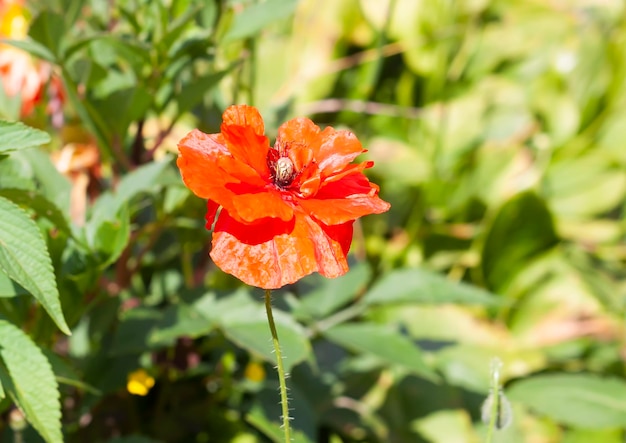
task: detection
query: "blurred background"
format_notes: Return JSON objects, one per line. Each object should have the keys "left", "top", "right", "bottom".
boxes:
{"left": 1, "top": 0, "right": 626, "bottom": 442}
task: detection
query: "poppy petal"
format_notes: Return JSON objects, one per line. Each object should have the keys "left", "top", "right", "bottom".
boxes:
{"left": 225, "top": 185, "right": 294, "bottom": 222}
{"left": 205, "top": 200, "right": 220, "bottom": 230}
{"left": 177, "top": 130, "right": 235, "bottom": 200}
{"left": 315, "top": 128, "right": 365, "bottom": 177}
{"left": 276, "top": 117, "right": 320, "bottom": 170}
{"left": 298, "top": 172, "right": 391, "bottom": 225}
{"left": 222, "top": 104, "right": 265, "bottom": 136}
{"left": 210, "top": 210, "right": 353, "bottom": 289}
{"left": 220, "top": 105, "right": 271, "bottom": 179}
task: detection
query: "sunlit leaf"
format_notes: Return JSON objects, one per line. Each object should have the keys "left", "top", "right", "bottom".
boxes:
{"left": 362, "top": 268, "right": 498, "bottom": 306}
{"left": 507, "top": 373, "right": 626, "bottom": 429}
{"left": 0, "top": 120, "right": 50, "bottom": 154}
{"left": 323, "top": 323, "right": 437, "bottom": 381}
{"left": 0, "top": 197, "right": 70, "bottom": 334}
{"left": 0, "top": 320, "right": 62, "bottom": 443}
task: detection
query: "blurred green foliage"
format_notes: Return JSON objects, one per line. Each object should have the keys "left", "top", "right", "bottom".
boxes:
{"left": 0, "top": 0, "right": 625, "bottom": 442}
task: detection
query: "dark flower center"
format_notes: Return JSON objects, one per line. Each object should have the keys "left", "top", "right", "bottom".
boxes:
{"left": 273, "top": 156, "right": 295, "bottom": 188}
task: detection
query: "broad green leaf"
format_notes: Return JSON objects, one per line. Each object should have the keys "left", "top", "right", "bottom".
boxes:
{"left": 0, "top": 120, "right": 50, "bottom": 154}
{"left": 223, "top": 0, "right": 299, "bottom": 42}
{"left": 28, "top": 11, "right": 65, "bottom": 59}
{"left": 110, "top": 159, "right": 172, "bottom": 213}
{"left": 110, "top": 308, "right": 163, "bottom": 355}
{"left": 481, "top": 191, "right": 559, "bottom": 292}
{"left": 0, "top": 320, "right": 62, "bottom": 443}
{"left": 323, "top": 323, "right": 437, "bottom": 381}
{"left": 19, "top": 148, "right": 72, "bottom": 212}
{"left": 563, "top": 428, "right": 623, "bottom": 443}
{"left": 362, "top": 268, "right": 498, "bottom": 306}
{"left": 0, "top": 197, "right": 70, "bottom": 334}
{"left": 176, "top": 70, "right": 230, "bottom": 114}
{"left": 0, "top": 38, "right": 56, "bottom": 63}
{"left": 294, "top": 261, "right": 371, "bottom": 319}
{"left": 507, "top": 373, "right": 626, "bottom": 429}
{"left": 412, "top": 410, "right": 480, "bottom": 443}
{"left": 215, "top": 291, "right": 311, "bottom": 371}
{"left": 88, "top": 204, "right": 131, "bottom": 267}
{"left": 149, "top": 303, "right": 214, "bottom": 346}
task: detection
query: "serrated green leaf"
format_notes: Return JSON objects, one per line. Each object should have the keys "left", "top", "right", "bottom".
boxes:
{"left": 362, "top": 268, "right": 498, "bottom": 306}
{"left": 0, "top": 188, "right": 70, "bottom": 234}
{"left": 323, "top": 323, "right": 437, "bottom": 381}
{"left": 0, "top": 197, "right": 70, "bottom": 334}
{"left": 507, "top": 373, "right": 626, "bottom": 429}
{"left": 0, "top": 121, "right": 50, "bottom": 154}
{"left": 223, "top": 0, "right": 299, "bottom": 42}
{"left": 0, "top": 320, "right": 62, "bottom": 443}
{"left": 0, "top": 270, "right": 27, "bottom": 297}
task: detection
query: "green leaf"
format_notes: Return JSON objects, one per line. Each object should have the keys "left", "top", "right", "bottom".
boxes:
{"left": 0, "top": 270, "right": 27, "bottom": 297}
{"left": 0, "top": 188, "right": 70, "bottom": 234}
{"left": 481, "top": 191, "right": 559, "bottom": 292}
{"left": 223, "top": 0, "right": 299, "bottom": 42}
{"left": 87, "top": 204, "right": 130, "bottom": 267}
{"left": 28, "top": 11, "right": 65, "bottom": 59}
{"left": 110, "top": 308, "right": 162, "bottom": 355}
{"left": 108, "top": 158, "right": 172, "bottom": 213}
{"left": 176, "top": 70, "right": 230, "bottom": 114}
{"left": 0, "top": 120, "right": 50, "bottom": 154}
{"left": 362, "top": 268, "right": 498, "bottom": 306}
{"left": 323, "top": 323, "right": 437, "bottom": 381}
{"left": 0, "top": 38, "right": 57, "bottom": 63}
{"left": 507, "top": 373, "right": 626, "bottom": 429}
{"left": 215, "top": 291, "right": 311, "bottom": 371}
{"left": 149, "top": 303, "right": 214, "bottom": 346}
{"left": 294, "top": 261, "right": 371, "bottom": 319}
{"left": 0, "top": 197, "right": 70, "bottom": 335}
{"left": 19, "top": 148, "right": 72, "bottom": 212}
{"left": 0, "top": 320, "right": 62, "bottom": 443}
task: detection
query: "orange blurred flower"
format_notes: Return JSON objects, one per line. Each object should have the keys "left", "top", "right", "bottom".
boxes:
{"left": 177, "top": 105, "right": 390, "bottom": 289}
{"left": 0, "top": 0, "right": 62, "bottom": 117}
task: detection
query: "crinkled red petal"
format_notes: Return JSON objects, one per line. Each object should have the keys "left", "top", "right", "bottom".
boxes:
{"left": 315, "top": 128, "right": 365, "bottom": 178}
{"left": 178, "top": 129, "right": 292, "bottom": 223}
{"left": 222, "top": 105, "right": 265, "bottom": 136}
{"left": 299, "top": 172, "right": 390, "bottom": 225}
{"left": 205, "top": 200, "right": 219, "bottom": 230}
{"left": 210, "top": 209, "right": 353, "bottom": 289}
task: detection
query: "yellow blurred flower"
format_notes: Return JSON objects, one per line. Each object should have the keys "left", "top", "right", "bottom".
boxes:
{"left": 126, "top": 369, "right": 155, "bottom": 396}
{"left": 0, "top": 0, "right": 63, "bottom": 117}
{"left": 244, "top": 361, "right": 266, "bottom": 383}
{"left": 0, "top": 0, "right": 28, "bottom": 38}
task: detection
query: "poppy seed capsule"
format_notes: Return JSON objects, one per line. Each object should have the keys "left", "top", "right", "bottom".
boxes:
{"left": 274, "top": 156, "right": 295, "bottom": 187}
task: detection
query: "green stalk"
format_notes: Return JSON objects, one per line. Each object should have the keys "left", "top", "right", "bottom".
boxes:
{"left": 264, "top": 289, "right": 291, "bottom": 442}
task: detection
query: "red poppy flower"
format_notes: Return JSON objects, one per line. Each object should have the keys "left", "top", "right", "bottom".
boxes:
{"left": 177, "top": 105, "right": 390, "bottom": 289}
